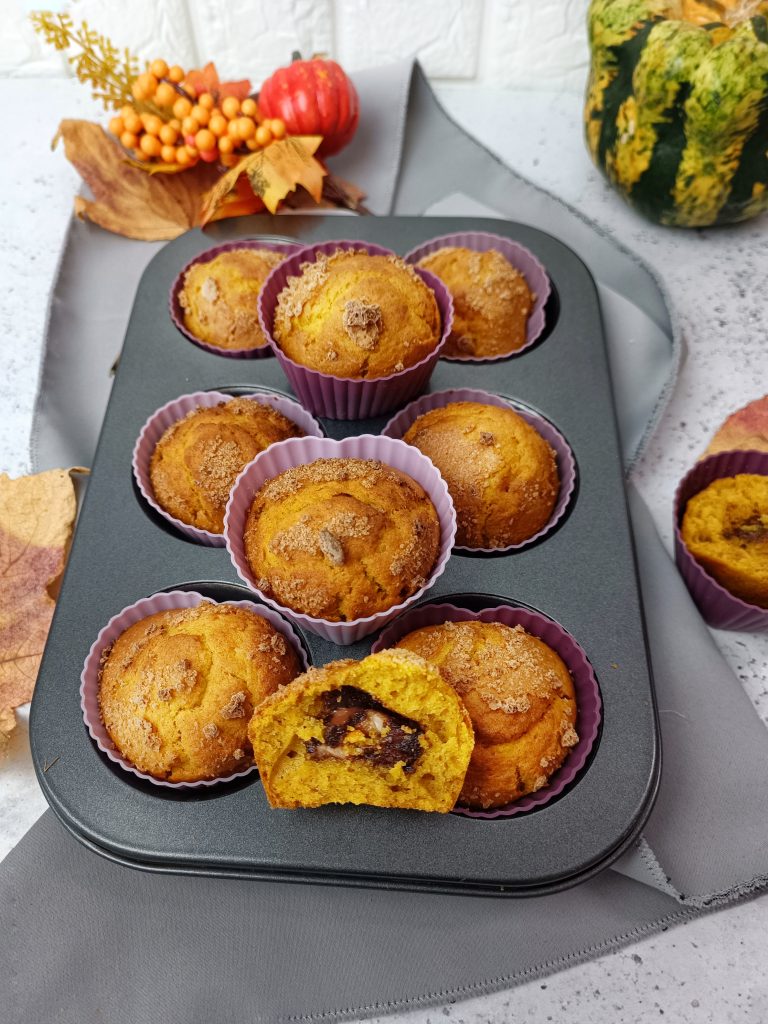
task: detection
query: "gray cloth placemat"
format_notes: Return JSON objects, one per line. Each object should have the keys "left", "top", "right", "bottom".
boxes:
{"left": 10, "top": 59, "right": 768, "bottom": 1023}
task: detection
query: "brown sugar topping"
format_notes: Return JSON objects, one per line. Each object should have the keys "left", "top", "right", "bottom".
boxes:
{"left": 278, "top": 255, "right": 331, "bottom": 318}
{"left": 196, "top": 437, "right": 246, "bottom": 505}
{"left": 220, "top": 691, "right": 247, "bottom": 719}
{"left": 318, "top": 528, "right": 345, "bottom": 565}
{"left": 342, "top": 299, "right": 383, "bottom": 350}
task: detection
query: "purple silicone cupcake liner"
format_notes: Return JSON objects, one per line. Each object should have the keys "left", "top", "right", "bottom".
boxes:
{"left": 80, "top": 589, "right": 309, "bottom": 789}
{"left": 257, "top": 239, "right": 454, "bottom": 420}
{"left": 674, "top": 449, "right": 768, "bottom": 631}
{"left": 223, "top": 433, "right": 457, "bottom": 645}
{"left": 403, "top": 230, "right": 551, "bottom": 363}
{"left": 169, "top": 238, "right": 301, "bottom": 359}
{"left": 132, "top": 389, "right": 325, "bottom": 546}
{"left": 371, "top": 601, "right": 602, "bottom": 819}
{"left": 382, "top": 388, "right": 576, "bottom": 553}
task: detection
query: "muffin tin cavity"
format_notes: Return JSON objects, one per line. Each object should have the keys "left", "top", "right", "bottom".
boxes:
{"left": 382, "top": 388, "right": 577, "bottom": 554}
{"left": 80, "top": 584, "right": 310, "bottom": 791}
{"left": 371, "top": 594, "right": 602, "bottom": 819}
{"left": 169, "top": 237, "right": 301, "bottom": 359}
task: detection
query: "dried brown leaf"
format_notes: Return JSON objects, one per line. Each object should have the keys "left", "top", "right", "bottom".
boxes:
{"left": 56, "top": 119, "right": 220, "bottom": 240}
{"left": 200, "top": 136, "right": 325, "bottom": 222}
{"left": 0, "top": 469, "right": 80, "bottom": 741}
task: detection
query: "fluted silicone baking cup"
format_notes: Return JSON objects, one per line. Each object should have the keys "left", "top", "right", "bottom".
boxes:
{"left": 80, "top": 589, "right": 309, "bottom": 788}
{"left": 403, "top": 230, "right": 551, "bottom": 362}
{"left": 371, "top": 601, "right": 602, "bottom": 818}
{"left": 382, "top": 387, "right": 576, "bottom": 553}
{"left": 257, "top": 239, "right": 454, "bottom": 419}
{"left": 169, "top": 238, "right": 301, "bottom": 359}
{"left": 674, "top": 449, "right": 768, "bottom": 631}
{"left": 224, "top": 434, "right": 457, "bottom": 644}
{"left": 132, "top": 388, "right": 324, "bottom": 546}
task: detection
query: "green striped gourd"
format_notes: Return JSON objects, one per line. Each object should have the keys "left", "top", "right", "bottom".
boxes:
{"left": 586, "top": 0, "right": 768, "bottom": 226}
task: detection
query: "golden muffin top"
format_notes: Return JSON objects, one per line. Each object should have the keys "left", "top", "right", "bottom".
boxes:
{"left": 243, "top": 457, "right": 441, "bottom": 621}
{"left": 98, "top": 602, "right": 302, "bottom": 782}
{"left": 417, "top": 247, "right": 533, "bottom": 358}
{"left": 272, "top": 250, "right": 442, "bottom": 379}
{"left": 401, "top": 401, "right": 558, "bottom": 548}
{"left": 179, "top": 248, "right": 284, "bottom": 350}
{"left": 394, "top": 619, "right": 579, "bottom": 809}
{"left": 149, "top": 397, "right": 305, "bottom": 534}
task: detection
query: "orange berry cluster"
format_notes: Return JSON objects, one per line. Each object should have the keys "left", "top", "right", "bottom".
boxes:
{"left": 108, "top": 59, "right": 286, "bottom": 167}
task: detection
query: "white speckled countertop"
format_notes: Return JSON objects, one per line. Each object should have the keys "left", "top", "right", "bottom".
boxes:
{"left": 2, "top": 79, "right": 768, "bottom": 1024}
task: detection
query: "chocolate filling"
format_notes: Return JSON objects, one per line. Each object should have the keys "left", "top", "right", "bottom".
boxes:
{"left": 305, "top": 685, "right": 423, "bottom": 770}
{"left": 726, "top": 514, "right": 768, "bottom": 544}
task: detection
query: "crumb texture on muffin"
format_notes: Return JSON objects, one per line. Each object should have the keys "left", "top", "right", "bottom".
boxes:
{"left": 98, "top": 603, "right": 302, "bottom": 782}
{"left": 179, "top": 248, "right": 284, "bottom": 350}
{"left": 402, "top": 401, "right": 558, "bottom": 548}
{"left": 248, "top": 648, "right": 474, "bottom": 812}
{"left": 272, "top": 250, "right": 441, "bottom": 379}
{"left": 395, "top": 620, "right": 578, "bottom": 809}
{"left": 244, "top": 457, "right": 441, "bottom": 621}
{"left": 417, "top": 247, "right": 533, "bottom": 358}
{"left": 149, "top": 398, "right": 304, "bottom": 533}
{"left": 681, "top": 473, "right": 768, "bottom": 608}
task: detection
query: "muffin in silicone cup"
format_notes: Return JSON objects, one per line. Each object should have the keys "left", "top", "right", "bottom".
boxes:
{"left": 169, "top": 239, "right": 300, "bottom": 359}
{"left": 80, "top": 589, "right": 309, "bottom": 789}
{"left": 674, "top": 450, "right": 768, "bottom": 631}
{"left": 383, "top": 388, "right": 576, "bottom": 553}
{"left": 257, "top": 240, "right": 454, "bottom": 420}
{"left": 371, "top": 601, "right": 602, "bottom": 818}
{"left": 403, "top": 231, "right": 551, "bottom": 362}
{"left": 133, "top": 388, "right": 324, "bottom": 547}
{"left": 224, "top": 434, "right": 457, "bottom": 645}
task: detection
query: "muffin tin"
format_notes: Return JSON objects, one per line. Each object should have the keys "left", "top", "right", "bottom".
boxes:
{"left": 30, "top": 215, "right": 660, "bottom": 897}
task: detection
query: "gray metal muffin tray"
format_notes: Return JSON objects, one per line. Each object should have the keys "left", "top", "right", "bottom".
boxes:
{"left": 30, "top": 215, "right": 660, "bottom": 896}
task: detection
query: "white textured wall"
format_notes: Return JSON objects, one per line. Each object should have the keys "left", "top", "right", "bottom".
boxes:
{"left": 3, "top": 0, "right": 591, "bottom": 91}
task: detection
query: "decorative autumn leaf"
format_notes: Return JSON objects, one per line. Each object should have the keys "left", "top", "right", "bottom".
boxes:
{"left": 55, "top": 119, "right": 220, "bottom": 240}
{"left": 184, "top": 61, "right": 251, "bottom": 102}
{"left": 705, "top": 395, "right": 768, "bottom": 456}
{"left": 200, "top": 136, "right": 325, "bottom": 221}
{"left": 0, "top": 469, "right": 83, "bottom": 744}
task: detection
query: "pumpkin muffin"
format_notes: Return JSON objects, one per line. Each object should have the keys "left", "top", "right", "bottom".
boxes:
{"left": 243, "top": 457, "right": 441, "bottom": 621}
{"left": 272, "top": 250, "right": 442, "bottom": 379}
{"left": 179, "top": 248, "right": 285, "bottom": 351}
{"left": 98, "top": 603, "right": 302, "bottom": 782}
{"left": 394, "top": 620, "right": 579, "bottom": 810}
{"left": 149, "top": 397, "right": 305, "bottom": 534}
{"left": 681, "top": 473, "right": 768, "bottom": 608}
{"left": 248, "top": 648, "right": 474, "bottom": 812}
{"left": 401, "top": 401, "right": 559, "bottom": 548}
{"left": 416, "top": 247, "right": 533, "bottom": 358}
